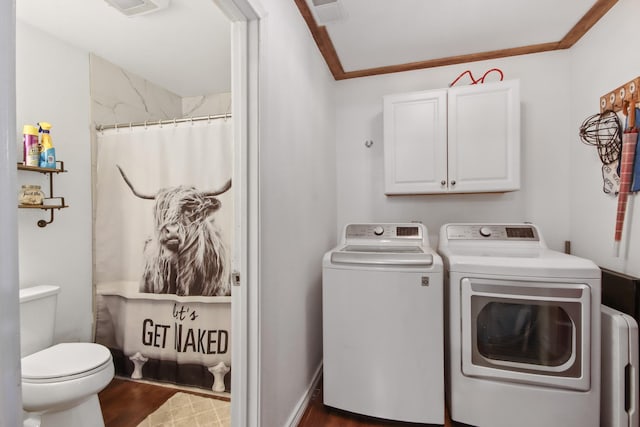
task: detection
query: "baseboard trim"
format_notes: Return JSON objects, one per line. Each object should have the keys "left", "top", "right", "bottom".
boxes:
{"left": 285, "top": 361, "right": 323, "bottom": 427}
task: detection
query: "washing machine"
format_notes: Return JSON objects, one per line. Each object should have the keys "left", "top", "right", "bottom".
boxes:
{"left": 438, "top": 223, "right": 601, "bottom": 427}
{"left": 322, "top": 223, "right": 444, "bottom": 424}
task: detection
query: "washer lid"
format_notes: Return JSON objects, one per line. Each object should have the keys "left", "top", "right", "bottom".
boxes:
{"left": 331, "top": 245, "right": 434, "bottom": 266}
{"left": 22, "top": 343, "right": 112, "bottom": 381}
{"left": 342, "top": 245, "right": 424, "bottom": 253}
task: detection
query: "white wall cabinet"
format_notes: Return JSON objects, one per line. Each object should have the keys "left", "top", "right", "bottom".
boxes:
{"left": 383, "top": 79, "right": 520, "bottom": 195}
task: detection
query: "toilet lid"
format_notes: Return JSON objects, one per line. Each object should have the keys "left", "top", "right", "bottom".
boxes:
{"left": 22, "top": 343, "right": 112, "bottom": 381}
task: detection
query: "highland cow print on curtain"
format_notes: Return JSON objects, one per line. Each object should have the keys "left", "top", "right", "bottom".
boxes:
{"left": 94, "top": 118, "right": 233, "bottom": 394}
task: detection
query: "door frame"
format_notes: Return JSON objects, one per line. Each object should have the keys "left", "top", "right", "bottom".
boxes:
{"left": 0, "top": 1, "right": 264, "bottom": 424}
{"left": 0, "top": 0, "right": 22, "bottom": 424}
{"left": 214, "top": 0, "right": 263, "bottom": 426}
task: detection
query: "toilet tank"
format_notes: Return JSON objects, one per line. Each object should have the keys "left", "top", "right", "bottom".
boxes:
{"left": 19, "top": 285, "right": 60, "bottom": 357}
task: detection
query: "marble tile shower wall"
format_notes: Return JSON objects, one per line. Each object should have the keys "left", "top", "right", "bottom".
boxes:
{"left": 90, "top": 53, "right": 231, "bottom": 127}
{"left": 183, "top": 93, "right": 232, "bottom": 118}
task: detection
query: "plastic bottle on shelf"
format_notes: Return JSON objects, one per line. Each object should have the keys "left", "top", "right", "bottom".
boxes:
{"left": 38, "top": 122, "right": 56, "bottom": 169}
{"left": 22, "top": 125, "right": 40, "bottom": 167}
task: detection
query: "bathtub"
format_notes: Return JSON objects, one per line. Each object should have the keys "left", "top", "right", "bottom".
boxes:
{"left": 95, "top": 281, "right": 231, "bottom": 391}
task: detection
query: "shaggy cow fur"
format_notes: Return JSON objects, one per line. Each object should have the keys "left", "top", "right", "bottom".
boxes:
{"left": 117, "top": 165, "right": 231, "bottom": 297}
{"left": 140, "top": 186, "right": 231, "bottom": 296}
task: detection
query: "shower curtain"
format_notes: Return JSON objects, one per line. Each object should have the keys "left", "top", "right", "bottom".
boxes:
{"left": 94, "top": 119, "right": 233, "bottom": 392}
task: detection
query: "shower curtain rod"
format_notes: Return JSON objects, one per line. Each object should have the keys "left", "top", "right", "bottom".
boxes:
{"left": 96, "top": 113, "right": 231, "bottom": 131}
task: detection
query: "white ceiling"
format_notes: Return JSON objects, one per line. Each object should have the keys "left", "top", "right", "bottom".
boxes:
{"left": 15, "top": 0, "right": 612, "bottom": 96}
{"left": 304, "top": 0, "right": 606, "bottom": 73}
{"left": 16, "top": 0, "right": 231, "bottom": 97}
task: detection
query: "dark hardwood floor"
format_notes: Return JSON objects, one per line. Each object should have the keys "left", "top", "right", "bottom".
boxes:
{"left": 100, "top": 376, "right": 458, "bottom": 427}
{"left": 298, "top": 380, "right": 458, "bottom": 427}
{"left": 99, "top": 377, "right": 229, "bottom": 427}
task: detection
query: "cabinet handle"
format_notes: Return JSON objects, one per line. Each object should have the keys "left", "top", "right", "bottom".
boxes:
{"left": 441, "top": 180, "right": 446, "bottom": 186}
{"left": 451, "top": 180, "right": 456, "bottom": 186}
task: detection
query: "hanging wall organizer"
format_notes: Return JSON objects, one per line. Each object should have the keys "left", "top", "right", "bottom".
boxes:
{"left": 600, "top": 77, "right": 640, "bottom": 113}
{"left": 600, "top": 77, "right": 639, "bottom": 256}
{"left": 17, "top": 161, "right": 68, "bottom": 227}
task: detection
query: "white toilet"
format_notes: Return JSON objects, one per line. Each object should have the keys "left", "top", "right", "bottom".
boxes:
{"left": 20, "top": 285, "right": 114, "bottom": 427}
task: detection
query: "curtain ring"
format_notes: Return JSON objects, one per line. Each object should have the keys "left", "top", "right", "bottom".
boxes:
{"left": 173, "top": 118, "right": 177, "bottom": 127}
{"left": 144, "top": 120, "right": 148, "bottom": 130}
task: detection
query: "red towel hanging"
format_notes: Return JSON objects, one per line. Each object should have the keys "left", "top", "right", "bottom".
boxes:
{"left": 614, "top": 102, "right": 637, "bottom": 256}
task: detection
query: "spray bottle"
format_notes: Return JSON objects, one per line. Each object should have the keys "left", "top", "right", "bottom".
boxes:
{"left": 22, "top": 124, "right": 40, "bottom": 166}
{"left": 38, "top": 122, "right": 56, "bottom": 168}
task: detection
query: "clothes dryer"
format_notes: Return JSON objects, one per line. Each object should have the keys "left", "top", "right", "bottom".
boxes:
{"left": 323, "top": 223, "right": 444, "bottom": 424}
{"left": 438, "top": 223, "right": 600, "bottom": 427}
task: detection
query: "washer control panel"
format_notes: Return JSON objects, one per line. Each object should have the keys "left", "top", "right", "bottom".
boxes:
{"left": 345, "top": 223, "right": 423, "bottom": 241}
{"left": 446, "top": 224, "right": 539, "bottom": 241}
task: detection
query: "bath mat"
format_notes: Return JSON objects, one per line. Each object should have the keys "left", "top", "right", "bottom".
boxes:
{"left": 136, "top": 392, "right": 230, "bottom": 427}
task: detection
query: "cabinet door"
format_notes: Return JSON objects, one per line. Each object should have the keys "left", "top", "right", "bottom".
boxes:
{"left": 383, "top": 89, "right": 448, "bottom": 195}
{"left": 447, "top": 80, "right": 520, "bottom": 193}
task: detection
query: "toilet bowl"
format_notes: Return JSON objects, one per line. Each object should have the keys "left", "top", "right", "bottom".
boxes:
{"left": 19, "top": 285, "right": 115, "bottom": 427}
{"left": 22, "top": 342, "right": 114, "bottom": 427}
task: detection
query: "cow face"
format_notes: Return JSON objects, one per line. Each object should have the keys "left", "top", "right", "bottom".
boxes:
{"left": 153, "top": 186, "right": 223, "bottom": 254}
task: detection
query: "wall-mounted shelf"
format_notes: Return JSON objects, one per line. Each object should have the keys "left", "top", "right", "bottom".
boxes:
{"left": 17, "top": 161, "right": 68, "bottom": 227}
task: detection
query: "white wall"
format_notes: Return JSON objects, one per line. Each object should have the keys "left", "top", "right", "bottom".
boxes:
{"left": 569, "top": 0, "right": 640, "bottom": 275}
{"left": 257, "top": 0, "right": 337, "bottom": 425}
{"left": 335, "top": 52, "right": 572, "bottom": 250}
{"left": 16, "top": 21, "right": 93, "bottom": 343}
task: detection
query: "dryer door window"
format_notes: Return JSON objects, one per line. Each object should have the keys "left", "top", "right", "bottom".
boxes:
{"left": 460, "top": 278, "right": 591, "bottom": 391}
{"left": 476, "top": 302, "right": 574, "bottom": 367}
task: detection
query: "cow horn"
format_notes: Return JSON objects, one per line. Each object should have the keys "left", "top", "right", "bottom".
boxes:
{"left": 116, "top": 165, "right": 156, "bottom": 200}
{"left": 203, "top": 179, "right": 232, "bottom": 197}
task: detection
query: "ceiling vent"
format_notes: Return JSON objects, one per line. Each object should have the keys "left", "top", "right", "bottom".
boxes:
{"left": 104, "top": 0, "right": 170, "bottom": 16}
{"left": 310, "top": 0, "right": 346, "bottom": 25}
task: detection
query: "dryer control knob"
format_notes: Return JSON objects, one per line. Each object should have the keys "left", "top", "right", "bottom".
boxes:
{"left": 373, "top": 226, "right": 384, "bottom": 236}
{"left": 479, "top": 226, "right": 492, "bottom": 237}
